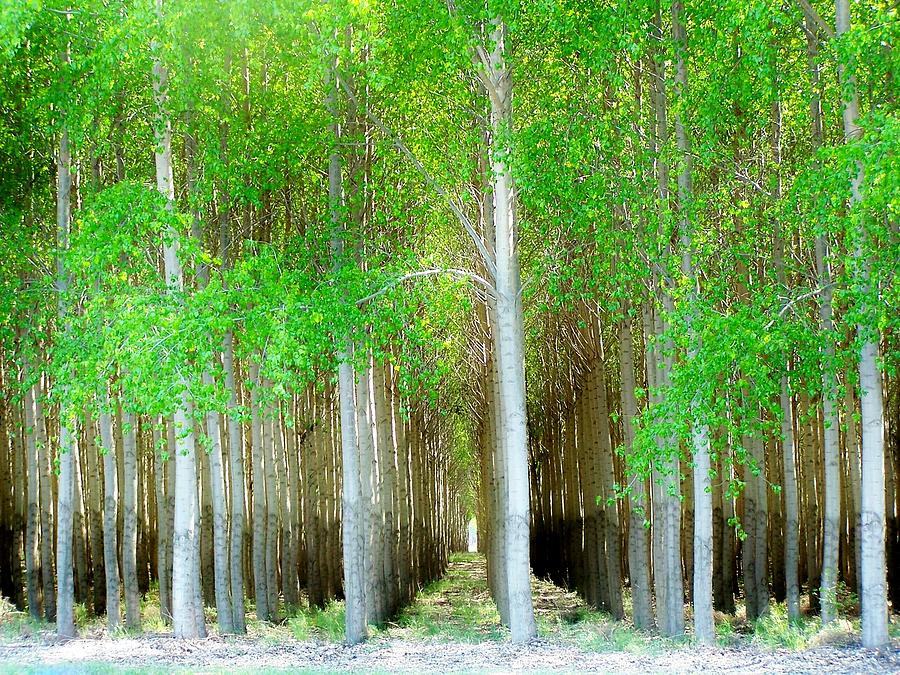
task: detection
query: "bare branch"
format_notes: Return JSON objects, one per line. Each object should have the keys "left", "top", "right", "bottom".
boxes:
{"left": 795, "top": 0, "right": 835, "bottom": 39}
{"left": 335, "top": 73, "right": 497, "bottom": 281}
{"left": 733, "top": 171, "right": 773, "bottom": 197}
{"left": 356, "top": 268, "right": 496, "bottom": 306}
{"left": 764, "top": 282, "right": 838, "bottom": 330}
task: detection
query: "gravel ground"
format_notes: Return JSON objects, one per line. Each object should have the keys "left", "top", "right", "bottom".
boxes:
{"left": 1, "top": 633, "right": 899, "bottom": 674}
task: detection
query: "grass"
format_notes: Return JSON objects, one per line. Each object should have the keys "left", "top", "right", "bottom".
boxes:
{"left": 390, "top": 553, "right": 506, "bottom": 642}
{"left": 539, "top": 605, "right": 679, "bottom": 655}
{"left": 288, "top": 600, "right": 347, "bottom": 642}
{"left": 890, "top": 618, "right": 900, "bottom": 639}
{"left": 0, "top": 597, "right": 45, "bottom": 640}
{"left": 2, "top": 557, "right": 896, "bottom": 659}
{"left": 751, "top": 603, "right": 823, "bottom": 650}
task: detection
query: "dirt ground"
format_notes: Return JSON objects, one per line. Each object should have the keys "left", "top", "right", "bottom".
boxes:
{"left": 1, "top": 631, "right": 899, "bottom": 674}
{"left": 1, "top": 554, "right": 898, "bottom": 673}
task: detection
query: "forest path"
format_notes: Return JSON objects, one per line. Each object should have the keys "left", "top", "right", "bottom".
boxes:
{"left": 1, "top": 552, "right": 898, "bottom": 673}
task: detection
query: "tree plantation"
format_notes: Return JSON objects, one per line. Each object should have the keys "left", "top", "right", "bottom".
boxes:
{"left": 0, "top": 0, "right": 898, "bottom": 661}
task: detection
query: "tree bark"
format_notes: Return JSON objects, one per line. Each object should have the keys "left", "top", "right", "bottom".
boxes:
{"left": 481, "top": 16, "right": 536, "bottom": 644}
{"left": 326, "top": 53, "right": 367, "bottom": 644}
{"left": 619, "top": 311, "right": 653, "bottom": 629}
{"left": 153, "top": 0, "right": 204, "bottom": 636}
{"left": 669, "top": 0, "right": 712, "bottom": 642}
{"left": 24, "top": 381, "right": 41, "bottom": 620}
{"left": 54, "top": 120, "right": 76, "bottom": 637}
{"left": 122, "top": 412, "right": 140, "bottom": 630}
{"left": 201, "top": 374, "right": 234, "bottom": 633}
{"left": 834, "top": 0, "right": 889, "bottom": 648}
{"left": 100, "top": 406, "right": 121, "bottom": 630}
{"left": 248, "top": 364, "right": 269, "bottom": 621}
{"left": 32, "top": 381, "right": 56, "bottom": 623}
{"left": 152, "top": 420, "right": 171, "bottom": 624}
{"left": 373, "top": 362, "right": 399, "bottom": 616}
{"left": 221, "top": 331, "right": 246, "bottom": 632}
{"left": 355, "top": 366, "right": 380, "bottom": 622}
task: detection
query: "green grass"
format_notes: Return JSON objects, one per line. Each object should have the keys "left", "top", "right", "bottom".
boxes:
{"left": 389, "top": 552, "right": 506, "bottom": 642}
{"left": 288, "top": 600, "right": 346, "bottom": 641}
{"left": 538, "top": 606, "right": 679, "bottom": 655}
{"left": 889, "top": 613, "right": 900, "bottom": 639}
{"left": 751, "top": 603, "right": 823, "bottom": 650}
{"left": 3, "top": 557, "right": 895, "bottom": 658}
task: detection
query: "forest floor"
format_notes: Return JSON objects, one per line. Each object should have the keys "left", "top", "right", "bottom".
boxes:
{"left": 1, "top": 553, "right": 899, "bottom": 673}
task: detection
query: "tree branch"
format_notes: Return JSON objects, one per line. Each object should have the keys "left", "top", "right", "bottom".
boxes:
{"left": 795, "top": 0, "right": 835, "bottom": 39}
{"left": 764, "top": 282, "right": 838, "bottom": 330}
{"left": 356, "top": 268, "right": 496, "bottom": 306}
{"left": 335, "top": 73, "right": 498, "bottom": 281}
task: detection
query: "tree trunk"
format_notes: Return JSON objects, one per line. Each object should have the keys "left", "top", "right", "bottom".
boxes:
{"left": 54, "top": 121, "right": 76, "bottom": 637}
{"left": 222, "top": 331, "right": 246, "bottom": 632}
{"left": 780, "top": 376, "right": 800, "bottom": 621}
{"left": 84, "top": 413, "right": 106, "bottom": 616}
{"left": 263, "top": 403, "right": 278, "bottom": 617}
{"left": 202, "top": 374, "right": 234, "bottom": 633}
{"left": 283, "top": 404, "right": 301, "bottom": 611}
{"left": 153, "top": 1, "right": 204, "bottom": 636}
{"left": 199, "top": 431, "right": 215, "bottom": 609}
{"left": 620, "top": 311, "right": 653, "bottom": 629}
{"left": 326, "top": 54, "right": 367, "bottom": 645}
{"left": 305, "top": 390, "right": 323, "bottom": 608}
{"left": 669, "top": 0, "right": 712, "bottom": 642}
{"left": 33, "top": 383, "right": 56, "bottom": 623}
{"left": 72, "top": 431, "right": 89, "bottom": 606}
{"left": 248, "top": 363, "right": 269, "bottom": 621}
{"left": 481, "top": 17, "right": 536, "bottom": 644}
{"left": 592, "top": 353, "right": 624, "bottom": 619}
{"left": 24, "top": 381, "right": 41, "bottom": 620}
{"left": 373, "top": 363, "right": 399, "bottom": 616}
{"left": 845, "top": 380, "right": 863, "bottom": 597}
{"left": 100, "top": 406, "right": 121, "bottom": 630}
{"left": 122, "top": 412, "right": 140, "bottom": 630}
{"left": 355, "top": 366, "right": 380, "bottom": 623}
{"left": 835, "top": 0, "right": 889, "bottom": 648}
{"left": 153, "top": 420, "right": 171, "bottom": 624}
{"left": 817, "top": 232, "right": 840, "bottom": 624}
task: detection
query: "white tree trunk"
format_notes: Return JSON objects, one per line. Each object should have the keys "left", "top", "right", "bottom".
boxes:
{"left": 326, "top": 56, "right": 367, "bottom": 645}
{"left": 670, "top": 0, "right": 712, "bottom": 642}
{"left": 221, "top": 331, "right": 246, "bottom": 632}
{"left": 153, "top": 0, "right": 204, "bottom": 636}
{"left": 23, "top": 381, "right": 41, "bottom": 619}
{"left": 100, "top": 406, "right": 121, "bottom": 630}
{"left": 248, "top": 363, "right": 269, "bottom": 621}
{"left": 122, "top": 412, "right": 140, "bottom": 630}
{"left": 817, "top": 236, "right": 841, "bottom": 625}
{"left": 54, "top": 122, "right": 76, "bottom": 638}
{"left": 34, "top": 381, "right": 56, "bottom": 622}
{"left": 835, "top": 0, "right": 888, "bottom": 648}
{"left": 202, "top": 373, "right": 234, "bottom": 633}
{"left": 355, "top": 366, "right": 380, "bottom": 622}
{"left": 780, "top": 375, "right": 800, "bottom": 621}
{"left": 483, "top": 18, "right": 536, "bottom": 643}
{"left": 620, "top": 312, "right": 653, "bottom": 630}
{"left": 152, "top": 420, "right": 171, "bottom": 624}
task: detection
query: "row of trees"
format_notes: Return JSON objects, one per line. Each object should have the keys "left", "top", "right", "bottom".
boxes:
{"left": 0, "top": 0, "right": 475, "bottom": 643}
{"left": 0, "top": 0, "right": 897, "bottom": 649}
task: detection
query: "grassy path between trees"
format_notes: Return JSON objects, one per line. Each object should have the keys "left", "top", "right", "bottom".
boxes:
{"left": 0, "top": 552, "right": 898, "bottom": 673}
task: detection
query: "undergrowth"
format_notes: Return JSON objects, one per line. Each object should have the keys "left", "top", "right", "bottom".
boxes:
{"left": 1, "top": 556, "right": 895, "bottom": 655}
{"left": 538, "top": 605, "right": 678, "bottom": 655}
{"left": 288, "top": 600, "right": 346, "bottom": 641}
{"left": 391, "top": 552, "right": 505, "bottom": 642}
